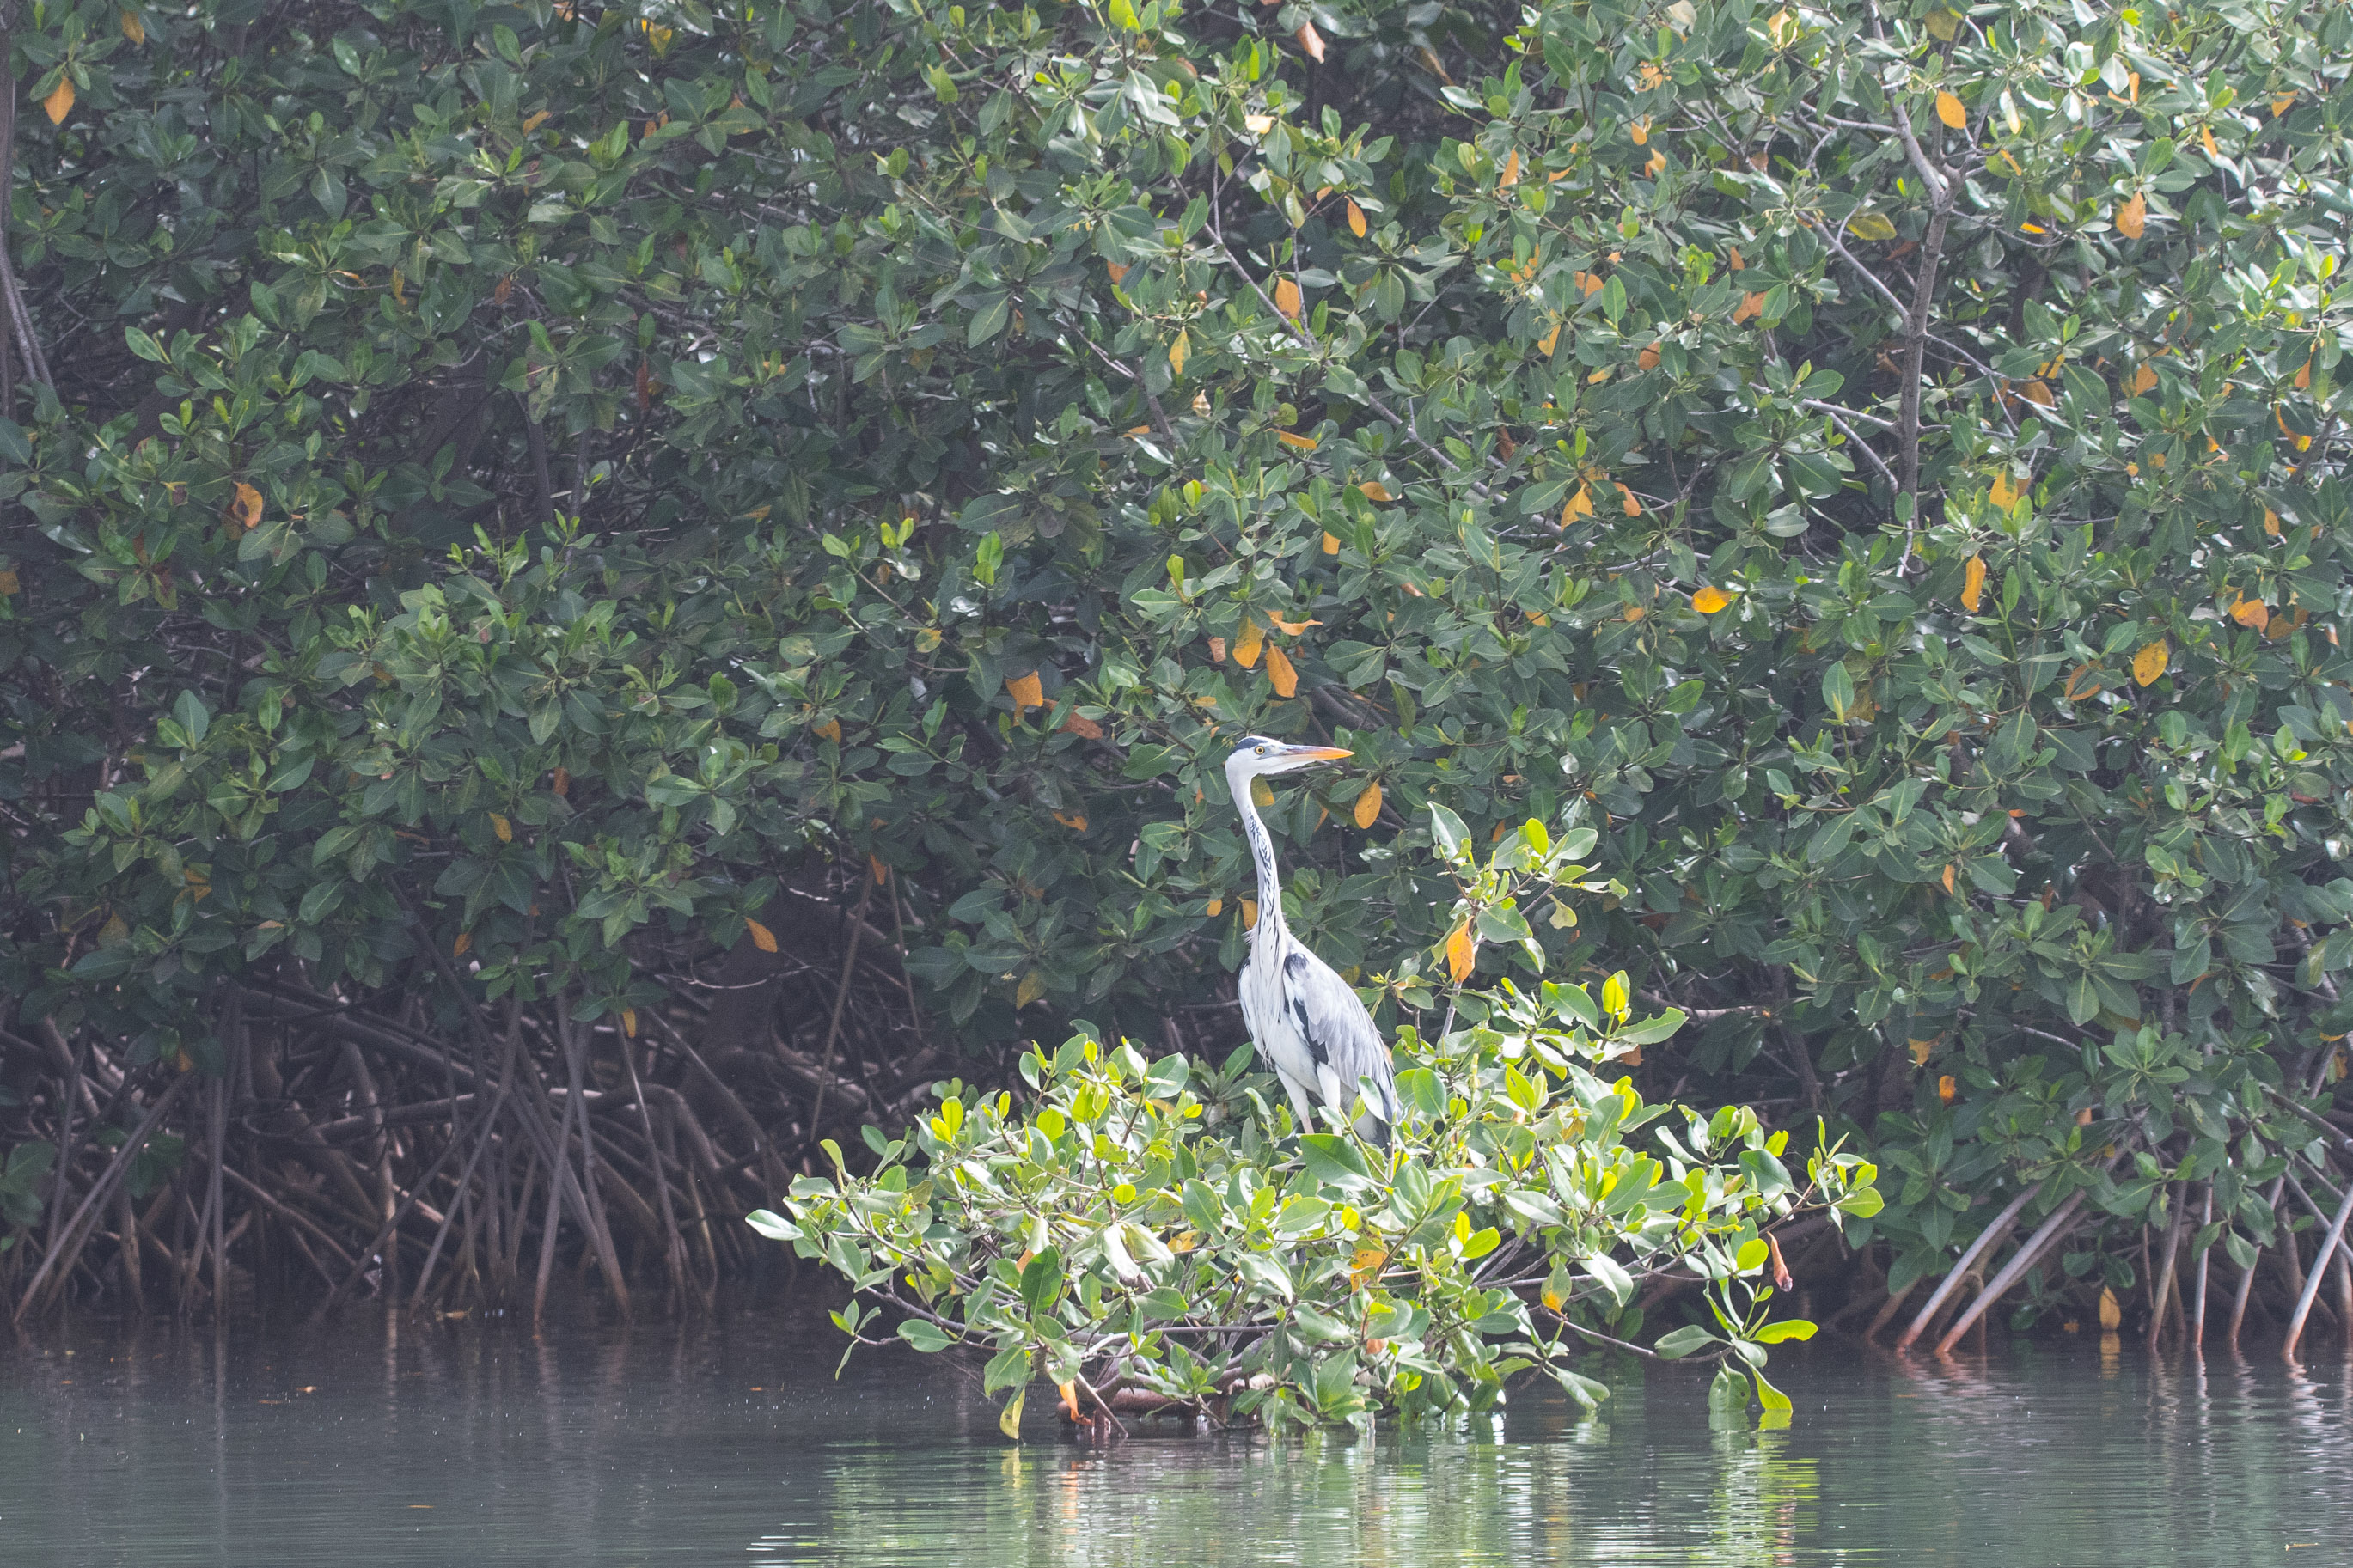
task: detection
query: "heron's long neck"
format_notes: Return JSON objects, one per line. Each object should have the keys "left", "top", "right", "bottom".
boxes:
{"left": 1232, "top": 774, "right": 1289, "bottom": 943}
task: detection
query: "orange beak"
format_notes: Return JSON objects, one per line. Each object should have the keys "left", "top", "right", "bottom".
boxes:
{"left": 1284, "top": 746, "right": 1353, "bottom": 760}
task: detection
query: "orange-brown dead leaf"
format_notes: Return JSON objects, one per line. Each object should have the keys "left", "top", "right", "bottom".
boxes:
{"left": 1445, "top": 922, "right": 1476, "bottom": 984}
{"left": 1266, "top": 644, "right": 1299, "bottom": 698}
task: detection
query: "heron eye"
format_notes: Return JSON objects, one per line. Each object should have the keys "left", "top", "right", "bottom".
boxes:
{"left": 1255, "top": 746, "right": 1266, "bottom": 754}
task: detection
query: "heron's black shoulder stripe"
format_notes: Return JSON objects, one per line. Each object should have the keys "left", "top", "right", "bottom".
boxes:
{"left": 1283, "top": 949, "right": 1311, "bottom": 978}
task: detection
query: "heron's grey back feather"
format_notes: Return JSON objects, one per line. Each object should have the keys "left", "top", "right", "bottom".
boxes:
{"left": 1239, "top": 923, "right": 1398, "bottom": 1138}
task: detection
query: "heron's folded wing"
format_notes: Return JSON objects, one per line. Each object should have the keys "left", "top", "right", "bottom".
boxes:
{"left": 1283, "top": 949, "right": 1398, "bottom": 1117}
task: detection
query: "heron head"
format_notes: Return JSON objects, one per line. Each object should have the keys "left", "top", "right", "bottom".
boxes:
{"left": 1226, "top": 735, "right": 1353, "bottom": 778}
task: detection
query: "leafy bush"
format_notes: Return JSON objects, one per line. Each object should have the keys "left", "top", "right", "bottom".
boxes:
{"left": 751, "top": 988, "right": 1878, "bottom": 1432}
{"left": 5, "top": 0, "right": 2353, "bottom": 1335}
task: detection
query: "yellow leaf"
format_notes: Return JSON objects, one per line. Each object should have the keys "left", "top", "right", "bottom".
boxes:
{"left": 2295, "top": 359, "right": 2313, "bottom": 390}
{"left": 1274, "top": 430, "right": 1319, "bottom": 451}
{"left": 871, "top": 855, "right": 890, "bottom": 884}
{"left": 1251, "top": 777, "right": 1274, "bottom": 808}
{"left": 1937, "top": 1074, "right": 1957, "bottom": 1105}
{"left": 2019, "top": 379, "right": 2055, "bottom": 407}
{"left": 1266, "top": 644, "right": 1299, "bottom": 698}
{"left": 1537, "top": 322, "right": 1562, "bottom": 357}
{"left": 1941, "top": 863, "right": 1957, "bottom": 895}
{"left": 1274, "top": 278, "right": 1304, "bottom": 319}
{"left": 2097, "top": 1287, "right": 2122, "bottom": 1331}
{"left": 746, "top": 918, "right": 779, "bottom": 953}
{"left": 1691, "top": 585, "right": 1732, "bottom": 613}
{"left": 1573, "top": 271, "right": 1604, "bottom": 296}
{"left": 1562, "top": 485, "right": 1595, "bottom": 524}
{"left": 2264, "top": 507, "right": 2283, "bottom": 537}
{"left": 2064, "top": 665, "right": 2102, "bottom": 702}
{"left": 621, "top": 1007, "right": 638, "bottom": 1039}
{"left": 1346, "top": 199, "right": 1366, "bottom": 238}
{"left": 2132, "top": 640, "right": 2168, "bottom": 686}
{"left": 1053, "top": 811, "right": 1089, "bottom": 831}
{"left": 1015, "top": 971, "right": 1046, "bottom": 1008}
{"left": 1354, "top": 781, "right": 1383, "bottom": 828}
{"left": 453, "top": 932, "right": 472, "bottom": 957}
{"left": 1925, "top": 9, "right": 1958, "bottom": 40}
{"left": 232, "top": 482, "right": 265, "bottom": 529}
{"left": 1205, "top": 896, "right": 1224, "bottom": 917}
{"left": 1350, "top": 1246, "right": 1388, "bottom": 1290}
{"left": 1294, "top": 20, "right": 1325, "bottom": 62}
{"left": 2230, "top": 597, "right": 2270, "bottom": 631}
{"left": 1962, "top": 554, "right": 1986, "bottom": 612}
{"left": 42, "top": 76, "right": 73, "bottom": 125}
{"left": 490, "top": 812, "right": 512, "bottom": 843}
{"left": 2272, "top": 92, "right": 2297, "bottom": 119}
{"left": 1240, "top": 897, "right": 1259, "bottom": 929}
{"left": 1935, "top": 90, "right": 1965, "bottom": 129}
{"left": 1006, "top": 671, "right": 1044, "bottom": 711}
{"left": 1909, "top": 1037, "right": 1936, "bottom": 1066}
{"left": 1266, "top": 613, "right": 1320, "bottom": 635}
{"left": 2115, "top": 191, "right": 2146, "bottom": 239}
{"left": 1169, "top": 329, "right": 1189, "bottom": 376}
{"left": 1232, "top": 619, "right": 1265, "bottom": 669}
{"left": 2131, "top": 362, "right": 2158, "bottom": 394}
{"left": 1500, "top": 148, "right": 1520, "bottom": 186}
{"left": 1629, "top": 119, "right": 1649, "bottom": 146}
{"left": 1644, "top": 150, "right": 1667, "bottom": 177}
{"left": 0, "top": 569, "right": 18, "bottom": 595}
{"left": 1445, "top": 922, "right": 1476, "bottom": 984}
{"left": 1848, "top": 210, "right": 1898, "bottom": 241}
{"left": 1356, "top": 480, "right": 1394, "bottom": 503}
{"left": 1990, "top": 471, "right": 2017, "bottom": 509}
{"left": 2201, "top": 125, "right": 2220, "bottom": 159}
{"left": 999, "top": 1389, "right": 1025, "bottom": 1440}
{"left": 521, "top": 109, "right": 550, "bottom": 135}
{"left": 1616, "top": 482, "right": 1641, "bottom": 516}
{"left": 813, "top": 717, "right": 842, "bottom": 743}
{"left": 1727, "top": 247, "right": 1744, "bottom": 270}
{"left": 121, "top": 9, "right": 145, "bottom": 44}
{"left": 1323, "top": 532, "right": 1341, "bottom": 555}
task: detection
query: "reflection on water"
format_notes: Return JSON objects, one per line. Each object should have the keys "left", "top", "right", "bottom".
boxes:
{"left": 3, "top": 1301, "right": 2348, "bottom": 1566}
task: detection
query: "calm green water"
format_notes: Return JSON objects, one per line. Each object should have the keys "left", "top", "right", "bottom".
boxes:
{"left": 3, "top": 1304, "right": 2348, "bottom": 1565}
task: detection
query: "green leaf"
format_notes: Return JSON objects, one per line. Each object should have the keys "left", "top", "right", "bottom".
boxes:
{"left": 1751, "top": 1318, "right": 1817, "bottom": 1344}
{"left": 1300, "top": 1133, "right": 1373, "bottom": 1187}
{"left": 1653, "top": 1325, "right": 1717, "bottom": 1359}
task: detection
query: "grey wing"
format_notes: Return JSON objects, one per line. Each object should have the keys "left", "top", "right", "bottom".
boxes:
{"left": 1280, "top": 945, "right": 1399, "bottom": 1128}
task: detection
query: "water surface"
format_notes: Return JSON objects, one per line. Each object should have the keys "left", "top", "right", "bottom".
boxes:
{"left": 4, "top": 1305, "right": 2347, "bottom": 1565}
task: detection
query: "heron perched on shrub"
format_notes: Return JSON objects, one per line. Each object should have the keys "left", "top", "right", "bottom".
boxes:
{"left": 1223, "top": 735, "right": 1401, "bottom": 1143}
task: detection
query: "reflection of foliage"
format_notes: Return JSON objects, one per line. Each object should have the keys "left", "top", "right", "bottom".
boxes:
{"left": 756, "top": 821, "right": 1878, "bottom": 1432}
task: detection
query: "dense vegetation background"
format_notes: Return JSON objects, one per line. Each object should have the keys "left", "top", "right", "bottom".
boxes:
{"left": 2, "top": 0, "right": 2351, "bottom": 1354}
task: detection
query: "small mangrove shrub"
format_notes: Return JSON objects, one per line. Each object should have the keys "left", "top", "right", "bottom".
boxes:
{"left": 750, "top": 979, "right": 1879, "bottom": 1434}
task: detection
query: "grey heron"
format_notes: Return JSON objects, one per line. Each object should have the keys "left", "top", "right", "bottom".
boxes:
{"left": 1224, "top": 735, "right": 1401, "bottom": 1144}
